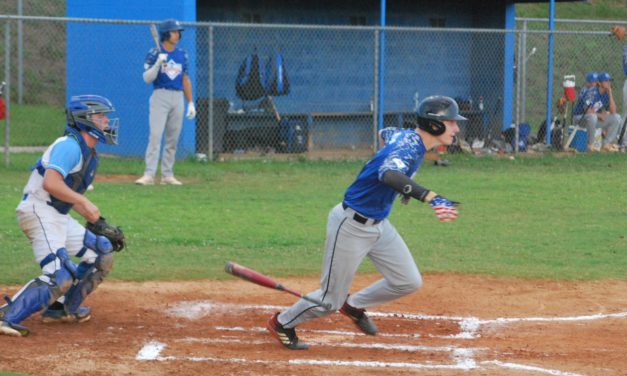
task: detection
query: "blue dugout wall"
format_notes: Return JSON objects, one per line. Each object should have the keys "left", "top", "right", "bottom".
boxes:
{"left": 199, "top": 0, "right": 513, "bottom": 135}
{"left": 67, "top": 0, "right": 196, "bottom": 157}
{"left": 67, "top": 0, "right": 515, "bottom": 157}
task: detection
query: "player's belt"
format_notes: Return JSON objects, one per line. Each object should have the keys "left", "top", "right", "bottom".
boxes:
{"left": 342, "top": 202, "right": 381, "bottom": 225}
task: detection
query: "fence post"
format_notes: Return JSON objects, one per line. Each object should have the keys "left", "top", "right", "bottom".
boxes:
{"left": 4, "top": 21, "right": 11, "bottom": 167}
{"left": 520, "top": 20, "right": 528, "bottom": 125}
{"left": 372, "top": 29, "right": 379, "bottom": 152}
{"left": 207, "top": 25, "right": 214, "bottom": 161}
{"left": 17, "top": 0, "right": 23, "bottom": 104}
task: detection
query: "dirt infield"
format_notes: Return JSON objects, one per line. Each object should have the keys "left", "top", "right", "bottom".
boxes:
{"left": 1, "top": 273, "right": 626, "bottom": 376}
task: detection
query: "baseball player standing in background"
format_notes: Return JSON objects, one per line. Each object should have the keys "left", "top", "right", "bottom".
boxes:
{"left": 136, "top": 19, "right": 196, "bottom": 186}
{"left": 267, "top": 96, "right": 463, "bottom": 350}
{"left": 0, "top": 95, "right": 124, "bottom": 337}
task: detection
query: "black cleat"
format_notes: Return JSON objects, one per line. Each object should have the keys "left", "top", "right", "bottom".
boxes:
{"left": 340, "top": 301, "right": 378, "bottom": 335}
{"left": 42, "top": 306, "right": 91, "bottom": 324}
{"left": 267, "top": 312, "right": 309, "bottom": 350}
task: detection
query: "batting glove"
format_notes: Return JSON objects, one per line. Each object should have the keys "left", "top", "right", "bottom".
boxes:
{"left": 429, "top": 195, "right": 460, "bottom": 222}
{"left": 157, "top": 53, "right": 168, "bottom": 66}
{"left": 186, "top": 101, "right": 196, "bottom": 120}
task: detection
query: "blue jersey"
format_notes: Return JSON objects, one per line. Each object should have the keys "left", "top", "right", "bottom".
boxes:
{"left": 144, "top": 46, "right": 189, "bottom": 91}
{"left": 573, "top": 86, "right": 598, "bottom": 115}
{"left": 573, "top": 86, "right": 603, "bottom": 115}
{"left": 623, "top": 45, "right": 627, "bottom": 76}
{"left": 343, "top": 128, "right": 426, "bottom": 220}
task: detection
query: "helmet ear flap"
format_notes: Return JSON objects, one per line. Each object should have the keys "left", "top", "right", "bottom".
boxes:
{"left": 417, "top": 118, "right": 446, "bottom": 136}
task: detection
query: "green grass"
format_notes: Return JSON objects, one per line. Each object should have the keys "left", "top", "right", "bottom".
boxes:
{"left": 0, "top": 104, "right": 66, "bottom": 146}
{"left": 1, "top": 153, "right": 625, "bottom": 285}
{"left": 516, "top": 0, "right": 627, "bottom": 20}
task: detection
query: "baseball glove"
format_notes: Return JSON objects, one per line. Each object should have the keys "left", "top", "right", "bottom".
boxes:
{"left": 86, "top": 217, "right": 126, "bottom": 252}
{"left": 610, "top": 25, "right": 626, "bottom": 40}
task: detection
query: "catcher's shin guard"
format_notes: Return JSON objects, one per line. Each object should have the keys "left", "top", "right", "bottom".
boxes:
{"left": 63, "top": 253, "right": 113, "bottom": 314}
{"left": 1, "top": 269, "right": 72, "bottom": 327}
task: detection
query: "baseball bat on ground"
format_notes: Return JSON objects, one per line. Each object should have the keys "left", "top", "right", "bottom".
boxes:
{"left": 224, "top": 261, "right": 332, "bottom": 310}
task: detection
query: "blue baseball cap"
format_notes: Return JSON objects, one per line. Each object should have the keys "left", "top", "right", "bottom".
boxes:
{"left": 585, "top": 72, "right": 598, "bottom": 82}
{"left": 597, "top": 72, "right": 613, "bottom": 81}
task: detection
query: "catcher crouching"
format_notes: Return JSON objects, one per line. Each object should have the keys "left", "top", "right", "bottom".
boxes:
{"left": 0, "top": 95, "right": 125, "bottom": 337}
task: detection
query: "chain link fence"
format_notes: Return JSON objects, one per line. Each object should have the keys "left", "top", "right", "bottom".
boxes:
{"left": 1, "top": 14, "right": 625, "bottom": 160}
{"left": 514, "top": 18, "right": 626, "bottom": 152}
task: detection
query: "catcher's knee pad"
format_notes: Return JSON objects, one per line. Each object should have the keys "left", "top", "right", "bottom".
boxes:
{"left": 84, "top": 229, "right": 113, "bottom": 254}
{"left": 63, "top": 253, "right": 113, "bottom": 314}
{"left": 1, "top": 269, "right": 73, "bottom": 325}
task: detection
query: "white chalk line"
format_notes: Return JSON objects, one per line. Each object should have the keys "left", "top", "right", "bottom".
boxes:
{"left": 178, "top": 336, "right": 482, "bottom": 353}
{"left": 136, "top": 340, "right": 478, "bottom": 370}
{"left": 168, "top": 300, "right": 627, "bottom": 340}
{"left": 136, "top": 340, "right": 582, "bottom": 375}
{"left": 154, "top": 301, "right": 626, "bottom": 375}
{"left": 481, "top": 360, "right": 583, "bottom": 376}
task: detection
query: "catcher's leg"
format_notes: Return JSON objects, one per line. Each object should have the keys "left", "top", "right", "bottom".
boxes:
{"left": 1, "top": 249, "right": 75, "bottom": 336}
{"left": 42, "top": 226, "right": 114, "bottom": 323}
{"left": 58, "top": 250, "right": 113, "bottom": 320}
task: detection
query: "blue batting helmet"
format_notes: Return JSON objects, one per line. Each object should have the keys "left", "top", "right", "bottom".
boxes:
{"left": 66, "top": 95, "right": 119, "bottom": 145}
{"left": 597, "top": 72, "right": 613, "bottom": 82}
{"left": 159, "top": 19, "right": 183, "bottom": 42}
{"left": 585, "top": 72, "right": 598, "bottom": 83}
{"left": 416, "top": 96, "right": 467, "bottom": 136}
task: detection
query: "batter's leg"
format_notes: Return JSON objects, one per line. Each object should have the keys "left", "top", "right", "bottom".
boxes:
{"left": 278, "top": 204, "right": 378, "bottom": 328}
{"left": 144, "top": 90, "right": 170, "bottom": 177}
{"left": 161, "top": 91, "right": 184, "bottom": 178}
{"left": 348, "top": 220, "right": 422, "bottom": 309}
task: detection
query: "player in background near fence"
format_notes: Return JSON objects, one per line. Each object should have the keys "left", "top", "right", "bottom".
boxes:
{"left": 267, "top": 96, "right": 463, "bottom": 350}
{"left": 0, "top": 95, "right": 121, "bottom": 337}
{"left": 573, "top": 72, "right": 621, "bottom": 152}
{"left": 136, "top": 19, "right": 196, "bottom": 186}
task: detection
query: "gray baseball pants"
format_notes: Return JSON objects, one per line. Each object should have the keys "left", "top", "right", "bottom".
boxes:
{"left": 143, "top": 89, "right": 184, "bottom": 178}
{"left": 278, "top": 203, "right": 422, "bottom": 329}
{"left": 574, "top": 113, "right": 621, "bottom": 146}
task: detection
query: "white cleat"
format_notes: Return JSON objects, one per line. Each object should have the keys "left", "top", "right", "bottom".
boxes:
{"left": 135, "top": 175, "right": 155, "bottom": 185}
{"left": 160, "top": 176, "right": 183, "bottom": 185}
{"left": 0, "top": 320, "right": 29, "bottom": 337}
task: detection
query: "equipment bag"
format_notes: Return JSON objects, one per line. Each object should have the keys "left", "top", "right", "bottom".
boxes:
{"left": 264, "top": 53, "right": 290, "bottom": 96}
{"left": 235, "top": 51, "right": 266, "bottom": 101}
{"left": 278, "top": 117, "right": 307, "bottom": 153}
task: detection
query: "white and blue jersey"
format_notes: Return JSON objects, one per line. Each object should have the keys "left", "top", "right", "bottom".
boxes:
{"left": 573, "top": 86, "right": 604, "bottom": 115}
{"left": 144, "top": 46, "right": 189, "bottom": 91}
{"left": 23, "top": 127, "right": 98, "bottom": 213}
{"left": 343, "top": 127, "right": 426, "bottom": 220}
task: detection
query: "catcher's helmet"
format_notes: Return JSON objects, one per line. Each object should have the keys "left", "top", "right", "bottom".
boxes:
{"left": 66, "top": 95, "right": 119, "bottom": 145}
{"left": 159, "top": 19, "right": 183, "bottom": 42}
{"left": 416, "top": 96, "right": 467, "bottom": 136}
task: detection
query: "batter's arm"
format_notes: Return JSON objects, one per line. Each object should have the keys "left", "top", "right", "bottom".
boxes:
{"left": 183, "top": 74, "right": 193, "bottom": 103}
{"left": 382, "top": 170, "right": 437, "bottom": 203}
{"left": 43, "top": 169, "right": 100, "bottom": 222}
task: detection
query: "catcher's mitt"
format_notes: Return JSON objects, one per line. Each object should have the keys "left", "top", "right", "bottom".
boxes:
{"left": 610, "top": 25, "right": 626, "bottom": 40}
{"left": 86, "top": 217, "right": 126, "bottom": 252}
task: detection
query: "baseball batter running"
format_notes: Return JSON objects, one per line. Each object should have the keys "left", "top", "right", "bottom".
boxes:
{"left": 0, "top": 95, "right": 125, "bottom": 337}
{"left": 267, "top": 96, "right": 464, "bottom": 349}
{"left": 136, "top": 18, "right": 195, "bottom": 186}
